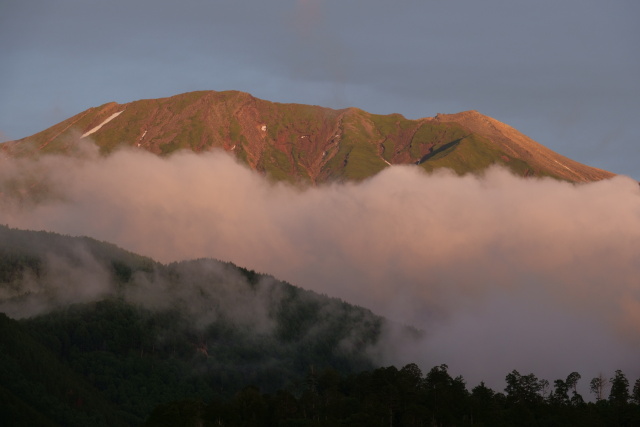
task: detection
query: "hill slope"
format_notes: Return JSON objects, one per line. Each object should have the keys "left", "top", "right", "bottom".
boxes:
{"left": 0, "top": 225, "right": 406, "bottom": 425}
{"left": 2, "top": 90, "right": 614, "bottom": 183}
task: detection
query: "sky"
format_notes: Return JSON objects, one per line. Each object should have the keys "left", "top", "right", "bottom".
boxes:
{"left": 1, "top": 0, "right": 639, "bottom": 179}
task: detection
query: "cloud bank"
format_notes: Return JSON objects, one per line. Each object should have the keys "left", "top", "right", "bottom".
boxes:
{"left": 1, "top": 145, "right": 639, "bottom": 390}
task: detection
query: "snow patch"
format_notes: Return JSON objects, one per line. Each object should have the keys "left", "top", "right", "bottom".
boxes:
{"left": 81, "top": 111, "right": 124, "bottom": 138}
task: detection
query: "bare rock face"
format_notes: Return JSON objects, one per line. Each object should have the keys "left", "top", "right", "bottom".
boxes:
{"left": 4, "top": 90, "right": 615, "bottom": 184}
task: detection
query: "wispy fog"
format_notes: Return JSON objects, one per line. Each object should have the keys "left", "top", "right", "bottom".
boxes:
{"left": 0, "top": 239, "right": 113, "bottom": 317}
{"left": 1, "top": 143, "right": 639, "bottom": 390}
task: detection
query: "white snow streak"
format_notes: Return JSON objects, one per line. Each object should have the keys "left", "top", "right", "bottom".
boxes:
{"left": 81, "top": 111, "right": 124, "bottom": 138}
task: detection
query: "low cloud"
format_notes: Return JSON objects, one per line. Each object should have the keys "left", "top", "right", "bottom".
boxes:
{"left": 123, "top": 259, "right": 280, "bottom": 335}
{"left": 0, "top": 239, "right": 113, "bottom": 318}
{"left": 1, "top": 145, "right": 639, "bottom": 390}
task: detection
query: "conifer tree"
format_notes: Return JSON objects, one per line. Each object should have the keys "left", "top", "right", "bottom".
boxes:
{"left": 609, "top": 370, "right": 630, "bottom": 405}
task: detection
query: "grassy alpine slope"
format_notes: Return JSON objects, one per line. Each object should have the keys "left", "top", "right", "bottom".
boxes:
{"left": 2, "top": 90, "right": 615, "bottom": 183}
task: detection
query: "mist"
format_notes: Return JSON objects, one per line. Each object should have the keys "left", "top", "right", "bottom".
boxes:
{"left": 1, "top": 144, "right": 639, "bottom": 391}
{"left": 0, "top": 238, "right": 114, "bottom": 318}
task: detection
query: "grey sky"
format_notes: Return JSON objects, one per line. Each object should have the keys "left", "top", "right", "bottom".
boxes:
{"left": 1, "top": 0, "right": 638, "bottom": 178}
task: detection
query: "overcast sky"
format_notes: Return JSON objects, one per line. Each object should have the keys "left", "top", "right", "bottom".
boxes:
{"left": 1, "top": 0, "right": 638, "bottom": 178}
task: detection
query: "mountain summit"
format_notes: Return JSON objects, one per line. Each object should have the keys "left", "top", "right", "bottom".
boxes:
{"left": 3, "top": 90, "right": 614, "bottom": 183}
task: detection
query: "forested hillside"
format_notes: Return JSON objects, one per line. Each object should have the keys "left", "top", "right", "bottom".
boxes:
{"left": 0, "top": 225, "right": 393, "bottom": 425}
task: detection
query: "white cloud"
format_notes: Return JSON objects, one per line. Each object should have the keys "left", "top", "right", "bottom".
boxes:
{"left": 1, "top": 146, "right": 639, "bottom": 389}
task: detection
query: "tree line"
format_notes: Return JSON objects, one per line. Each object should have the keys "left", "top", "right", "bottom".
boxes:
{"left": 145, "top": 363, "right": 640, "bottom": 427}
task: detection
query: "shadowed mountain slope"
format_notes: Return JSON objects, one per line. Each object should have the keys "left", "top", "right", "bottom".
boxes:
{"left": 0, "top": 225, "right": 410, "bottom": 424}
{"left": 3, "top": 90, "right": 614, "bottom": 183}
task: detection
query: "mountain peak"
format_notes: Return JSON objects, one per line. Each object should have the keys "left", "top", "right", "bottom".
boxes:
{"left": 428, "top": 109, "right": 614, "bottom": 182}
{"left": 6, "top": 91, "right": 614, "bottom": 183}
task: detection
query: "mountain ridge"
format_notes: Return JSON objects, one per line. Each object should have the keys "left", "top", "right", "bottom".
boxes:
{"left": 428, "top": 110, "right": 610, "bottom": 182}
{"left": 2, "top": 90, "right": 615, "bottom": 183}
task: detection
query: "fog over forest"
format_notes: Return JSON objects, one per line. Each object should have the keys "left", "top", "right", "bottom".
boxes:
{"left": 1, "top": 144, "right": 639, "bottom": 391}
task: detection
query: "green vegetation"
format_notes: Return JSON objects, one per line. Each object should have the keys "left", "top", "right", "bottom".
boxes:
{"left": 7, "top": 91, "right": 591, "bottom": 182}
{"left": 416, "top": 132, "right": 539, "bottom": 177}
{"left": 341, "top": 141, "right": 387, "bottom": 180}
{"left": 323, "top": 110, "right": 389, "bottom": 181}
{"left": 165, "top": 91, "right": 210, "bottom": 113}
{"left": 158, "top": 139, "right": 184, "bottom": 155}
{"left": 256, "top": 100, "right": 332, "bottom": 146}
{"left": 228, "top": 116, "right": 242, "bottom": 142}
{"left": 409, "top": 122, "right": 467, "bottom": 160}
{"left": 233, "top": 140, "right": 249, "bottom": 163}
{"left": 258, "top": 146, "right": 295, "bottom": 182}
{"left": 92, "top": 99, "right": 158, "bottom": 154}
{"left": 370, "top": 113, "right": 411, "bottom": 134}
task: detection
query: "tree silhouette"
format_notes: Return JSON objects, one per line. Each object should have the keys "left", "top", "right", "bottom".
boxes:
{"left": 609, "top": 370, "right": 630, "bottom": 405}
{"left": 590, "top": 373, "right": 609, "bottom": 402}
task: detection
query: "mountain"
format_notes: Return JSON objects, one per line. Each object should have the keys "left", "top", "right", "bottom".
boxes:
{"left": 0, "top": 225, "right": 408, "bottom": 425}
{"left": 2, "top": 90, "right": 614, "bottom": 183}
